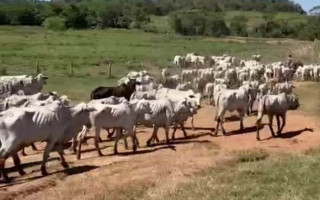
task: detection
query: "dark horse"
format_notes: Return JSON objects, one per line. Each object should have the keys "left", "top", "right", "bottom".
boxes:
{"left": 90, "top": 79, "right": 139, "bottom": 100}
{"left": 90, "top": 79, "right": 140, "bottom": 137}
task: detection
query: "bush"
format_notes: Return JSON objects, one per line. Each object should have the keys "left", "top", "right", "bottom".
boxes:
{"left": 299, "top": 17, "right": 320, "bottom": 40}
{"left": 205, "top": 17, "right": 230, "bottom": 37}
{"left": 170, "top": 11, "right": 229, "bottom": 37}
{"left": 43, "top": 16, "right": 66, "bottom": 31}
{"left": 62, "top": 4, "right": 88, "bottom": 29}
{"left": 229, "top": 16, "right": 248, "bottom": 37}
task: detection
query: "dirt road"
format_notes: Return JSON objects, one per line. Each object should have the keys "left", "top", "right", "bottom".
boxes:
{"left": 0, "top": 104, "right": 318, "bottom": 200}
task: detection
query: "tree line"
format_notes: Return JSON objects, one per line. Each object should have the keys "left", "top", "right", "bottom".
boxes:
{"left": 0, "top": 0, "right": 319, "bottom": 40}
{"left": 169, "top": 11, "right": 320, "bottom": 40}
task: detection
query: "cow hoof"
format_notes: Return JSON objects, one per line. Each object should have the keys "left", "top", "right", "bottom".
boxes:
{"left": 18, "top": 169, "right": 26, "bottom": 176}
{"left": 41, "top": 168, "right": 49, "bottom": 176}
{"left": 2, "top": 175, "right": 11, "bottom": 182}
{"left": 98, "top": 152, "right": 103, "bottom": 157}
{"left": 62, "top": 162, "right": 69, "bottom": 169}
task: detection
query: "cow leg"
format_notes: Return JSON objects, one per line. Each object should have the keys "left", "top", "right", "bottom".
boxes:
{"left": 12, "top": 152, "right": 26, "bottom": 176}
{"left": 214, "top": 118, "right": 220, "bottom": 136}
{"left": 256, "top": 123, "right": 261, "bottom": 141}
{"left": 114, "top": 129, "right": 122, "bottom": 154}
{"left": 129, "top": 130, "right": 137, "bottom": 153}
{"left": 237, "top": 109, "right": 244, "bottom": 131}
{"left": 276, "top": 115, "right": 281, "bottom": 136}
{"left": 278, "top": 114, "right": 286, "bottom": 136}
{"left": 55, "top": 144, "right": 69, "bottom": 169}
{"left": 94, "top": 128, "right": 103, "bottom": 157}
{"left": 69, "top": 136, "right": 77, "bottom": 154}
{"left": 107, "top": 128, "right": 115, "bottom": 138}
{"left": 124, "top": 135, "right": 129, "bottom": 150}
{"left": 21, "top": 148, "right": 27, "bottom": 156}
{"left": 219, "top": 120, "right": 227, "bottom": 135}
{"left": 164, "top": 125, "right": 170, "bottom": 144}
{"left": 180, "top": 122, "right": 188, "bottom": 138}
{"left": 0, "top": 158, "right": 9, "bottom": 182}
{"left": 172, "top": 123, "right": 179, "bottom": 140}
{"left": 191, "top": 115, "right": 195, "bottom": 131}
{"left": 31, "top": 143, "right": 38, "bottom": 151}
{"left": 76, "top": 126, "right": 88, "bottom": 160}
{"left": 41, "top": 142, "right": 56, "bottom": 176}
{"left": 268, "top": 115, "right": 276, "bottom": 138}
{"left": 134, "top": 134, "right": 140, "bottom": 147}
{"left": 154, "top": 130, "right": 160, "bottom": 143}
{"left": 217, "top": 110, "right": 227, "bottom": 135}
{"left": 147, "top": 126, "right": 158, "bottom": 146}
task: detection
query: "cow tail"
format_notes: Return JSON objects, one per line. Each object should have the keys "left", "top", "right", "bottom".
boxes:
{"left": 77, "top": 125, "right": 88, "bottom": 141}
{"left": 257, "top": 96, "right": 267, "bottom": 123}
{"left": 215, "top": 93, "right": 222, "bottom": 121}
{"left": 3, "top": 98, "right": 9, "bottom": 111}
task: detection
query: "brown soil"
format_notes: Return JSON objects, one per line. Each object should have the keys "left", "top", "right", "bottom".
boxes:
{"left": 0, "top": 104, "right": 319, "bottom": 200}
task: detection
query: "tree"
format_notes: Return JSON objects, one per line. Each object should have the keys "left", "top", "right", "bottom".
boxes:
{"left": 230, "top": 15, "right": 248, "bottom": 37}
{"left": 62, "top": 4, "right": 88, "bottom": 29}
{"left": 205, "top": 16, "right": 230, "bottom": 37}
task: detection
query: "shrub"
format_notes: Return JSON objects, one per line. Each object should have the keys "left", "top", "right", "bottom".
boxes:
{"left": 299, "top": 16, "right": 320, "bottom": 40}
{"left": 170, "top": 11, "right": 229, "bottom": 37}
{"left": 43, "top": 16, "right": 66, "bottom": 31}
{"left": 62, "top": 4, "right": 88, "bottom": 29}
{"left": 229, "top": 16, "right": 248, "bottom": 37}
{"left": 205, "top": 16, "right": 230, "bottom": 37}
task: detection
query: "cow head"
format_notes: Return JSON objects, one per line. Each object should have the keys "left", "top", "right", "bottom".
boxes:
{"left": 34, "top": 73, "right": 48, "bottom": 85}
{"left": 287, "top": 94, "right": 300, "bottom": 110}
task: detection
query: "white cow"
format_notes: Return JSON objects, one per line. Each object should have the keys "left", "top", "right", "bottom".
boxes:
{"left": 0, "top": 102, "right": 93, "bottom": 180}
{"left": 77, "top": 100, "right": 151, "bottom": 157}
{"left": 214, "top": 88, "right": 250, "bottom": 136}
{"left": 173, "top": 55, "right": 185, "bottom": 69}
{"left": 136, "top": 99, "right": 174, "bottom": 146}
{"left": 256, "top": 93, "right": 300, "bottom": 140}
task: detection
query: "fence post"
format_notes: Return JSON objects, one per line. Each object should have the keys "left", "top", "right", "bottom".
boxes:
{"left": 36, "top": 58, "right": 40, "bottom": 74}
{"left": 108, "top": 62, "right": 113, "bottom": 78}
{"left": 70, "top": 61, "right": 74, "bottom": 77}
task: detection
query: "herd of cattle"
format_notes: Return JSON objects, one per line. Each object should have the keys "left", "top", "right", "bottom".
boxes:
{"left": 0, "top": 53, "right": 313, "bottom": 182}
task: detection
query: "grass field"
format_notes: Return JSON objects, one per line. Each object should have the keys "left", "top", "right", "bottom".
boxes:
{"left": 0, "top": 26, "right": 314, "bottom": 101}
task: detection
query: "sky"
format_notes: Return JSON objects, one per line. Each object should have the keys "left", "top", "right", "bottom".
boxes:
{"left": 293, "top": 0, "right": 320, "bottom": 12}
